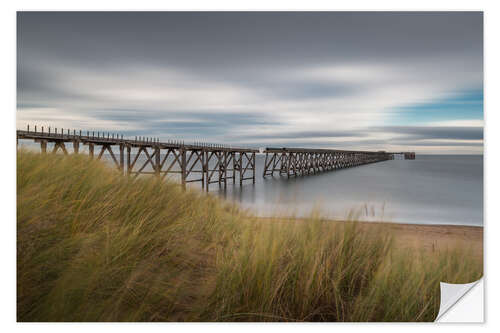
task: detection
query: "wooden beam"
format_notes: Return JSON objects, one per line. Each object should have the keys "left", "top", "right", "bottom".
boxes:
{"left": 155, "top": 146, "right": 161, "bottom": 177}
{"left": 180, "top": 147, "right": 186, "bottom": 189}
{"left": 40, "top": 140, "right": 47, "bottom": 154}
{"left": 88, "top": 143, "right": 94, "bottom": 159}
{"left": 119, "top": 144, "right": 125, "bottom": 174}
{"left": 97, "top": 145, "right": 107, "bottom": 160}
{"left": 106, "top": 145, "right": 120, "bottom": 169}
{"left": 135, "top": 148, "right": 156, "bottom": 176}
{"left": 73, "top": 140, "right": 79, "bottom": 154}
{"left": 126, "top": 145, "right": 131, "bottom": 175}
{"left": 252, "top": 152, "right": 256, "bottom": 184}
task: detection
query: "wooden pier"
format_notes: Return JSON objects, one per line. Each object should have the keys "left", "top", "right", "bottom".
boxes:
{"left": 17, "top": 125, "right": 415, "bottom": 188}
{"left": 16, "top": 127, "right": 257, "bottom": 191}
{"left": 262, "top": 147, "right": 398, "bottom": 178}
{"left": 390, "top": 152, "right": 416, "bottom": 160}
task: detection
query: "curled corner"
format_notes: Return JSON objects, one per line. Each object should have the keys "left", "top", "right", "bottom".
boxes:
{"left": 435, "top": 278, "right": 483, "bottom": 322}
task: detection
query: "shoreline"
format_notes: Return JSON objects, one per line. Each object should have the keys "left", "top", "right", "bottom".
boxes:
{"left": 255, "top": 215, "right": 483, "bottom": 228}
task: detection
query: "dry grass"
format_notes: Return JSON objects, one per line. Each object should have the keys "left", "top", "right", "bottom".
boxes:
{"left": 17, "top": 150, "right": 482, "bottom": 322}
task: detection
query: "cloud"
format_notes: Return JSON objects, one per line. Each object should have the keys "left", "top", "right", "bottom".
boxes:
{"left": 403, "top": 141, "right": 483, "bottom": 147}
{"left": 237, "top": 130, "right": 365, "bottom": 140}
{"left": 373, "top": 126, "right": 483, "bottom": 141}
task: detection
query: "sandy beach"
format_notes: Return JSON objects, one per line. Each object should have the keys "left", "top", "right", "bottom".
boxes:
{"left": 358, "top": 222, "right": 483, "bottom": 260}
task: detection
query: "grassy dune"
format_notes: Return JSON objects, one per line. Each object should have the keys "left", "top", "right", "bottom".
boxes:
{"left": 17, "top": 150, "right": 482, "bottom": 322}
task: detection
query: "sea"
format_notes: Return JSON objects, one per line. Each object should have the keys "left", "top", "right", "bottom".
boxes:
{"left": 214, "top": 154, "right": 483, "bottom": 226}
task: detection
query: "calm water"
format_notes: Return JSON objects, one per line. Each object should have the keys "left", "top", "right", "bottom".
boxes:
{"left": 213, "top": 154, "right": 483, "bottom": 226}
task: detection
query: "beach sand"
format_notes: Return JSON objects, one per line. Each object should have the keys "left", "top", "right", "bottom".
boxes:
{"left": 360, "top": 222, "right": 483, "bottom": 260}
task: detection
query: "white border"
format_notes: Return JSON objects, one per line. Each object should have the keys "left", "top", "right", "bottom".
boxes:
{"left": 2, "top": 1, "right": 497, "bottom": 331}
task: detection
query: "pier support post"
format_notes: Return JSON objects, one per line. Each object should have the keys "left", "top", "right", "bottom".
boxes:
{"left": 252, "top": 152, "right": 256, "bottom": 184}
{"left": 52, "top": 142, "right": 68, "bottom": 155}
{"left": 263, "top": 152, "right": 268, "bottom": 177}
{"left": 239, "top": 153, "right": 244, "bottom": 186}
{"left": 223, "top": 151, "right": 228, "bottom": 189}
{"left": 201, "top": 149, "right": 205, "bottom": 189}
{"left": 73, "top": 140, "right": 79, "bottom": 154}
{"left": 119, "top": 144, "right": 125, "bottom": 175}
{"left": 180, "top": 147, "right": 186, "bottom": 189}
{"left": 155, "top": 146, "right": 161, "bottom": 178}
{"left": 39, "top": 140, "right": 47, "bottom": 154}
{"left": 126, "top": 145, "right": 131, "bottom": 176}
{"left": 204, "top": 150, "right": 209, "bottom": 192}
{"left": 286, "top": 152, "right": 292, "bottom": 178}
{"left": 232, "top": 152, "right": 236, "bottom": 184}
{"left": 88, "top": 143, "right": 94, "bottom": 159}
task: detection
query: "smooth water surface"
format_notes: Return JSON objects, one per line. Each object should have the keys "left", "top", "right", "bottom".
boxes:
{"left": 214, "top": 154, "right": 483, "bottom": 226}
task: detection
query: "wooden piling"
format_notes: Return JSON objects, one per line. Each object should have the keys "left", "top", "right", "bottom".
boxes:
{"left": 155, "top": 146, "right": 161, "bottom": 177}
{"left": 252, "top": 152, "right": 256, "bottom": 184}
{"left": 223, "top": 151, "right": 229, "bottom": 186}
{"left": 88, "top": 143, "right": 94, "bottom": 159}
{"left": 119, "top": 144, "right": 125, "bottom": 174}
{"left": 180, "top": 147, "right": 186, "bottom": 189}
{"left": 232, "top": 152, "right": 236, "bottom": 184}
{"left": 201, "top": 149, "right": 205, "bottom": 189}
{"left": 40, "top": 140, "right": 47, "bottom": 153}
{"left": 126, "top": 145, "right": 131, "bottom": 176}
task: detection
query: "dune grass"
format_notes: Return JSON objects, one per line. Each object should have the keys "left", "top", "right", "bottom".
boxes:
{"left": 17, "top": 150, "right": 482, "bottom": 322}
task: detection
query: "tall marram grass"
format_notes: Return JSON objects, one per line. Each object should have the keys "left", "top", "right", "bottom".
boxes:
{"left": 17, "top": 150, "right": 482, "bottom": 322}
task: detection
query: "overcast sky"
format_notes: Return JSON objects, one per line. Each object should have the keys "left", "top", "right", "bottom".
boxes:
{"left": 17, "top": 12, "right": 483, "bottom": 154}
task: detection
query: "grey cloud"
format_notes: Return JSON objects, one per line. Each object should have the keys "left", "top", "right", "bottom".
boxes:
{"left": 90, "top": 109, "right": 277, "bottom": 125}
{"left": 405, "top": 141, "right": 483, "bottom": 147}
{"left": 263, "top": 81, "right": 364, "bottom": 101}
{"left": 237, "top": 130, "right": 365, "bottom": 140}
{"left": 224, "top": 137, "right": 390, "bottom": 149}
{"left": 373, "top": 126, "right": 483, "bottom": 141}
{"left": 17, "top": 11, "right": 483, "bottom": 104}
{"left": 17, "top": 12, "right": 483, "bottom": 104}
{"left": 17, "top": 12, "right": 482, "bottom": 70}
{"left": 88, "top": 110, "right": 280, "bottom": 138}
{"left": 17, "top": 64, "right": 115, "bottom": 106}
